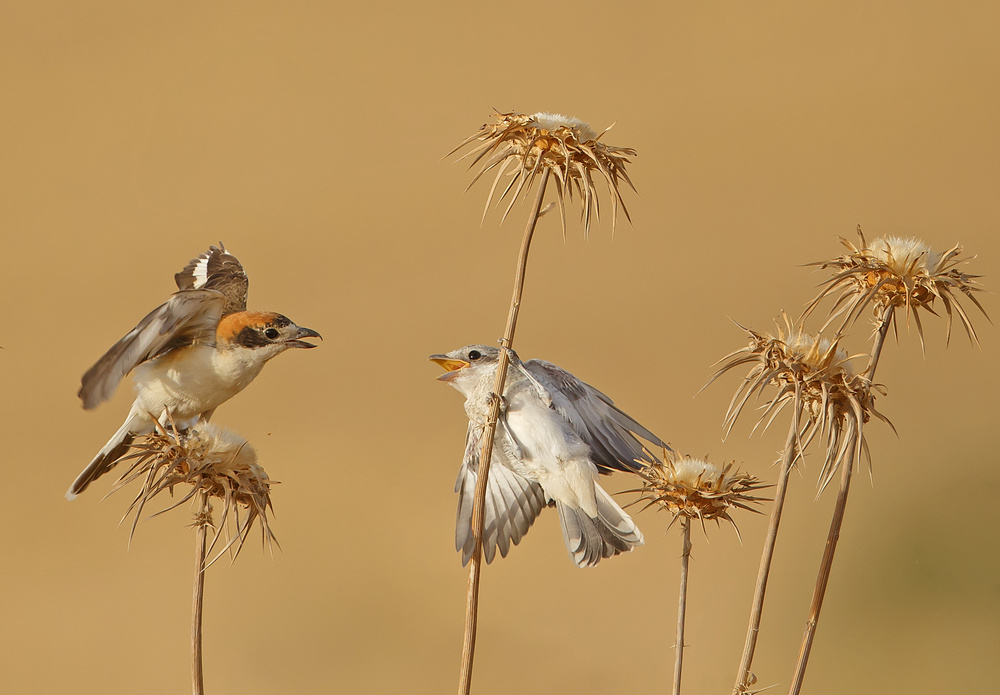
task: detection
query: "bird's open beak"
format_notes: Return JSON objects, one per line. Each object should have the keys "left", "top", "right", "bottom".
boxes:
{"left": 287, "top": 326, "right": 322, "bottom": 349}
{"left": 429, "top": 355, "right": 469, "bottom": 381}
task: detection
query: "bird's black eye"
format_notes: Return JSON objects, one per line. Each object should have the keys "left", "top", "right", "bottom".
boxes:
{"left": 264, "top": 328, "right": 280, "bottom": 340}
{"left": 468, "top": 350, "right": 482, "bottom": 360}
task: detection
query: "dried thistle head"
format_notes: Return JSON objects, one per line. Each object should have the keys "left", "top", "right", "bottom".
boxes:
{"left": 634, "top": 450, "right": 767, "bottom": 539}
{"left": 110, "top": 423, "right": 277, "bottom": 562}
{"left": 708, "top": 314, "right": 892, "bottom": 492}
{"left": 450, "top": 110, "right": 636, "bottom": 237}
{"left": 804, "top": 226, "right": 988, "bottom": 347}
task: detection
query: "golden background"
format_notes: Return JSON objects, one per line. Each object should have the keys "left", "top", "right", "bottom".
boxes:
{"left": 2, "top": 2, "right": 997, "bottom": 693}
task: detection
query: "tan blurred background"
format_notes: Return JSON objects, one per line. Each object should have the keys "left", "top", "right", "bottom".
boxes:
{"left": 2, "top": 2, "right": 998, "bottom": 693}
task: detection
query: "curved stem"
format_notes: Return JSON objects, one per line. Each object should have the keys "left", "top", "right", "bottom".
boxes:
{"left": 673, "top": 517, "right": 692, "bottom": 695}
{"left": 787, "top": 437, "right": 854, "bottom": 695}
{"left": 191, "top": 489, "right": 210, "bottom": 695}
{"left": 458, "top": 168, "right": 551, "bottom": 695}
{"left": 733, "top": 420, "right": 800, "bottom": 694}
{"left": 787, "top": 305, "right": 894, "bottom": 693}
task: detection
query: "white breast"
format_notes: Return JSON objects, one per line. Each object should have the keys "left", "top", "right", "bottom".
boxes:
{"left": 503, "top": 392, "right": 598, "bottom": 515}
{"left": 131, "top": 345, "right": 262, "bottom": 420}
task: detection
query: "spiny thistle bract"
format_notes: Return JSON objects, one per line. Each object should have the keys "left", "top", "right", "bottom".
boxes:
{"left": 709, "top": 315, "right": 892, "bottom": 492}
{"left": 804, "top": 226, "right": 988, "bottom": 346}
{"left": 633, "top": 450, "right": 767, "bottom": 539}
{"left": 109, "top": 422, "right": 277, "bottom": 562}
{"left": 450, "top": 110, "right": 636, "bottom": 236}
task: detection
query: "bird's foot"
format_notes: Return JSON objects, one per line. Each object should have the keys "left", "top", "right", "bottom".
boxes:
{"left": 487, "top": 392, "right": 509, "bottom": 413}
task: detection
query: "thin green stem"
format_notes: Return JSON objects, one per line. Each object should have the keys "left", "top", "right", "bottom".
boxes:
{"left": 458, "top": 168, "right": 550, "bottom": 695}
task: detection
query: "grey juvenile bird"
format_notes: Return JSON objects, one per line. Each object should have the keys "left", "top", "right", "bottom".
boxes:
{"left": 430, "top": 345, "right": 668, "bottom": 568}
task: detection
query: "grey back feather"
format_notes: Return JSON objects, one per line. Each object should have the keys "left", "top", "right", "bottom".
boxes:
{"left": 522, "top": 359, "right": 668, "bottom": 474}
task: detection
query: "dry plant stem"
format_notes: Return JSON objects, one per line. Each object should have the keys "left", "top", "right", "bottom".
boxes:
{"left": 733, "top": 422, "right": 799, "bottom": 694}
{"left": 673, "top": 517, "right": 692, "bottom": 695}
{"left": 458, "top": 168, "right": 551, "bottom": 695}
{"left": 191, "top": 489, "right": 209, "bottom": 695}
{"left": 787, "top": 439, "right": 854, "bottom": 695}
{"left": 787, "top": 306, "right": 893, "bottom": 694}
{"left": 866, "top": 306, "right": 895, "bottom": 381}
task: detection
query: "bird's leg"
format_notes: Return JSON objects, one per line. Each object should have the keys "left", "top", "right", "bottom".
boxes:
{"left": 517, "top": 363, "right": 552, "bottom": 407}
{"left": 497, "top": 409, "right": 524, "bottom": 460}
{"left": 486, "top": 391, "right": 509, "bottom": 413}
{"left": 485, "top": 388, "right": 525, "bottom": 459}
{"left": 157, "top": 407, "right": 181, "bottom": 439}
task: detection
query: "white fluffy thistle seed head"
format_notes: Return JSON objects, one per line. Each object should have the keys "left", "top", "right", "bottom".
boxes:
{"left": 528, "top": 112, "right": 598, "bottom": 142}
{"left": 868, "top": 236, "right": 942, "bottom": 274}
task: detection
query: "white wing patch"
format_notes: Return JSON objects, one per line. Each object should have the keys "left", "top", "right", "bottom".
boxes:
{"left": 191, "top": 253, "right": 211, "bottom": 289}
{"left": 173, "top": 243, "right": 248, "bottom": 314}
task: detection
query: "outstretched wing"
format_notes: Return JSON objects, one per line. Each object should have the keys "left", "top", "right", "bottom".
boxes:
{"left": 78, "top": 289, "right": 226, "bottom": 409}
{"left": 455, "top": 421, "right": 547, "bottom": 565}
{"left": 522, "top": 359, "right": 667, "bottom": 474}
{"left": 174, "top": 243, "right": 248, "bottom": 315}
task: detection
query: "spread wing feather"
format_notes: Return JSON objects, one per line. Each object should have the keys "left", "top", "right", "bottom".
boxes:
{"left": 78, "top": 289, "right": 226, "bottom": 410}
{"left": 455, "top": 423, "right": 547, "bottom": 566}
{"left": 174, "top": 243, "right": 248, "bottom": 315}
{"left": 522, "top": 359, "right": 667, "bottom": 474}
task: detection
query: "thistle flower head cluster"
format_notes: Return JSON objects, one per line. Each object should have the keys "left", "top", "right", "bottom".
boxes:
{"left": 710, "top": 315, "right": 891, "bottom": 492}
{"left": 634, "top": 450, "right": 766, "bottom": 538}
{"left": 111, "top": 422, "right": 277, "bottom": 561}
{"left": 805, "top": 227, "right": 988, "bottom": 346}
{"left": 450, "top": 110, "right": 636, "bottom": 236}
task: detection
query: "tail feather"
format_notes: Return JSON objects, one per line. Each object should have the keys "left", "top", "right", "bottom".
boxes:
{"left": 556, "top": 485, "right": 643, "bottom": 568}
{"left": 66, "top": 409, "right": 148, "bottom": 500}
{"left": 557, "top": 503, "right": 603, "bottom": 567}
{"left": 594, "top": 485, "right": 644, "bottom": 547}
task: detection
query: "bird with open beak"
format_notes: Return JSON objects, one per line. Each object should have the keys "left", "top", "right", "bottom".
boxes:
{"left": 68, "top": 244, "right": 321, "bottom": 499}
{"left": 430, "top": 345, "right": 668, "bottom": 568}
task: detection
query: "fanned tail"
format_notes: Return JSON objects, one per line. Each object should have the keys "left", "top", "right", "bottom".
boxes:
{"left": 556, "top": 485, "right": 643, "bottom": 568}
